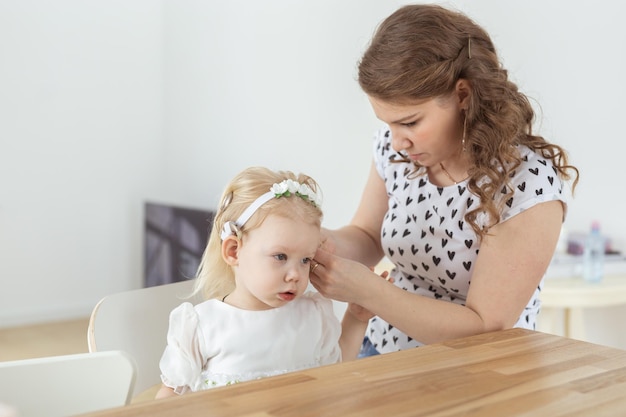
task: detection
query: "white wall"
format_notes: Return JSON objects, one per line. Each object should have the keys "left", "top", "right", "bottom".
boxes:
{"left": 1, "top": 1, "right": 626, "bottom": 348}
{"left": 0, "top": 0, "right": 164, "bottom": 324}
{"left": 158, "top": 0, "right": 400, "bottom": 221}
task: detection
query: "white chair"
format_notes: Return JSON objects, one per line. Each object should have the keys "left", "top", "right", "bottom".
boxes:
{"left": 0, "top": 350, "right": 136, "bottom": 417}
{"left": 87, "top": 279, "right": 201, "bottom": 398}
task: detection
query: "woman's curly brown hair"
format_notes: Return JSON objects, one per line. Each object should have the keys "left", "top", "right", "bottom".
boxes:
{"left": 358, "top": 4, "right": 579, "bottom": 240}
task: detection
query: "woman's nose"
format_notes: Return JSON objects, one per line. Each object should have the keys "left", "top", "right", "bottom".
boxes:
{"left": 389, "top": 128, "right": 412, "bottom": 152}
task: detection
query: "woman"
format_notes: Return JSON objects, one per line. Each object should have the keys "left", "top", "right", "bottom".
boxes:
{"left": 310, "top": 4, "right": 579, "bottom": 355}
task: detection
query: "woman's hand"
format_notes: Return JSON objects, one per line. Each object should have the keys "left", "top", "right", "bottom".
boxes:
{"left": 309, "top": 248, "right": 369, "bottom": 303}
{"left": 345, "top": 302, "right": 373, "bottom": 322}
{"left": 310, "top": 248, "right": 392, "bottom": 303}
{"left": 319, "top": 227, "right": 337, "bottom": 254}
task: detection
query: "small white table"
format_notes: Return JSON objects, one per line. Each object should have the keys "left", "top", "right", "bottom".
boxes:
{"left": 540, "top": 274, "right": 626, "bottom": 339}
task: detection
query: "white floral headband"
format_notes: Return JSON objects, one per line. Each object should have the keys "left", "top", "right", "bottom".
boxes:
{"left": 220, "top": 179, "right": 322, "bottom": 240}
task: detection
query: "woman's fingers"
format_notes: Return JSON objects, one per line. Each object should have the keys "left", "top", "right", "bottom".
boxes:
{"left": 313, "top": 247, "right": 332, "bottom": 265}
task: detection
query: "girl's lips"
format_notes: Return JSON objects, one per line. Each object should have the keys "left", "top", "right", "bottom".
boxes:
{"left": 278, "top": 292, "right": 296, "bottom": 301}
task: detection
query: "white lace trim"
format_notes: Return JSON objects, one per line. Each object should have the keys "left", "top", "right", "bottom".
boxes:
{"left": 200, "top": 362, "right": 320, "bottom": 389}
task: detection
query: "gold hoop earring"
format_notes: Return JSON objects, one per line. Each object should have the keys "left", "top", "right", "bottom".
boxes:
{"left": 462, "top": 113, "right": 467, "bottom": 152}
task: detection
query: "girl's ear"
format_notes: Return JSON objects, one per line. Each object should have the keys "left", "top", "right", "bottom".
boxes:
{"left": 221, "top": 236, "right": 240, "bottom": 266}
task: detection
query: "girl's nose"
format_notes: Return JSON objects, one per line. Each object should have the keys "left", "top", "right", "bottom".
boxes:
{"left": 285, "top": 264, "right": 305, "bottom": 282}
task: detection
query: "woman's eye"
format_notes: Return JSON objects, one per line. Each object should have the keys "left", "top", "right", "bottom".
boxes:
{"left": 274, "top": 254, "right": 287, "bottom": 261}
{"left": 401, "top": 121, "right": 417, "bottom": 127}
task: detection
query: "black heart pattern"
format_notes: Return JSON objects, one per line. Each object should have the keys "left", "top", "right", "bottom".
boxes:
{"left": 366, "top": 129, "right": 565, "bottom": 353}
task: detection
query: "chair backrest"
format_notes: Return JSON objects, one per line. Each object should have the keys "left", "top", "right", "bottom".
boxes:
{"left": 87, "top": 279, "right": 201, "bottom": 397}
{"left": 0, "top": 350, "right": 136, "bottom": 417}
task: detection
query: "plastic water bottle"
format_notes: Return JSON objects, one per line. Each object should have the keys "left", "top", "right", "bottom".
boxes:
{"left": 582, "top": 221, "right": 605, "bottom": 283}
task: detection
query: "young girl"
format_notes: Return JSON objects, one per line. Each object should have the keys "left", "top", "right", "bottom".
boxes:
{"left": 156, "top": 167, "right": 370, "bottom": 398}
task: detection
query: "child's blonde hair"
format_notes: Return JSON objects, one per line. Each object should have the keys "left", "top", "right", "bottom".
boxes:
{"left": 193, "top": 166, "right": 323, "bottom": 300}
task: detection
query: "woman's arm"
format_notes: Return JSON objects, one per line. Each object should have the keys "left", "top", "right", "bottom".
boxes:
{"left": 338, "top": 269, "right": 391, "bottom": 360}
{"left": 338, "top": 305, "right": 369, "bottom": 361}
{"left": 322, "top": 161, "right": 387, "bottom": 267}
{"left": 313, "top": 200, "right": 563, "bottom": 345}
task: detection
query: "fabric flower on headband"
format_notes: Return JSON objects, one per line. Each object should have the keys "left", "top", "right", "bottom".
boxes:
{"left": 271, "top": 179, "right": 322, "bottom": 207}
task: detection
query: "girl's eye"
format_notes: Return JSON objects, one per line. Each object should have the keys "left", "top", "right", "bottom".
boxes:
{"left": 302, "top": 257, "right": 312, "bottom": 265}
{"left": 274, "top": 254, "right": 287, "bottom": 261}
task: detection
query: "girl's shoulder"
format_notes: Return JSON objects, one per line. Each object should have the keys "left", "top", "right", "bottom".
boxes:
{"left": 299, "top": 291, "right": 333, "bottom": 308}
{"left": 297, "top": 292, "right": 340, "bottom": 324}
{"left": 168, "top": 299, "right": 222, "bottom": 324}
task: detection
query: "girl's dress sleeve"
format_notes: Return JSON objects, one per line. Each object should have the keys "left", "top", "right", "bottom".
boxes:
{"left": 310, "top": 292, "right": 342, "bottom": 365}
{"left": 159, "top": 302, "right": 205, "bottom": 394}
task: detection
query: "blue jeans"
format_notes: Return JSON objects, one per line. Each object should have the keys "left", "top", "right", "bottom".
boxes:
{"left": 358, "top": 337, "right": 380, "bottom": 358}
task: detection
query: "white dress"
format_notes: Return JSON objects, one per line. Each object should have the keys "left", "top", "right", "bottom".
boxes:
{"left": 159, "top": 291, "right": 341, "bottom": 393}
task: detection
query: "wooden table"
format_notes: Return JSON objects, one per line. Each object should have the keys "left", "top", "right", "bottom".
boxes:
{"left": 540, "top": 275, "right": 626, "bottom": 339}
{"left": 79, "top": 328, "right": 626, "bottom": 417}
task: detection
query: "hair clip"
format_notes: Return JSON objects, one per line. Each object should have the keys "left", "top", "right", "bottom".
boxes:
{"left": 221, "top": 192, "right": 233, "bottom": 210}
{"left": 221, "top": 221, "right": 242, "bottom": 241}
